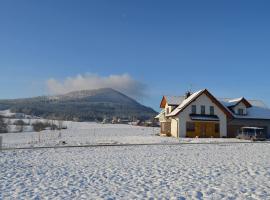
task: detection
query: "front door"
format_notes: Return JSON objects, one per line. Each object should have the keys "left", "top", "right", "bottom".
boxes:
{"left": 200, "top": 123, "right": 206, "bottom": 137}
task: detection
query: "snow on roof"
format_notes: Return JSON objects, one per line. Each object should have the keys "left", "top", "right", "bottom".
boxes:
{"left": 241, "top": 127, "right": 264, "bottom": 130}
{"left": 219, "top": 97, "right": 245, "bottom": 107}
{"left": 233, "top": 106, "right": 270, "bottom": 119}
{"left": 220, "top": 98, "right": 255, "bottom": 106}
{"left": 247, "top": 100, "right": 268, "bottom": 108}
{"left": 167, "top": 90, "right": 204, "bottom": 117}
{"left": 166, "top": 90, "right": 270, "bottom": 119}
{"left": 165, "top": 96, "right": 185, "bottom": 105}
{"left": 163, "top": 91, "right": 270, "bottom": 119}
{"left": 228, "top": 97, "right": 243, "bottom": 102}
{"left": 219, "top": 98, "right": 270, "bottom": 119}
{"left": 155, "top": 109, "right": 165, "bottom": 119}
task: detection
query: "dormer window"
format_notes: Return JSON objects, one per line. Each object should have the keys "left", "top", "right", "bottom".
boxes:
{"left": 228, "top": 97, "right": 251, "bottom": 116}
{"left": 238, "top": 108, "right": 244, "bottom": 115}
{"left": 201, "top": 105, "right": 205, "bottom": 115}
{"left": 191, "top": 105, "right": 196, "bottom": 114}
{"left": 166, "top": 107, "right": 170, "bottom": 115}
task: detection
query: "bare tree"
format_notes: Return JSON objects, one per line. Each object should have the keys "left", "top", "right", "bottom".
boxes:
{"left": 32, "top": 121, "right": 46, "bottom": 132}
{"left": 57, "top": 120, "right": 63, "bottom": 130}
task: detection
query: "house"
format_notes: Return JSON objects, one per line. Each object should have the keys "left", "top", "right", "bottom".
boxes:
{"left": 156, "top": 89, "right": 270, "bottom": 138}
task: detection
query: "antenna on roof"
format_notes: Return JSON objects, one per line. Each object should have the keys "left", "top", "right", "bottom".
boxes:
{"left": 185, "top": 84, "right": 193, "bottom": 99}
{"left": 189, "top": 83, "right": 193, "bottom": 93}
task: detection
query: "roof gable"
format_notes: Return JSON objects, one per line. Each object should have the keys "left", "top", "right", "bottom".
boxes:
{"left": 219, "top": 97, "right": 252, "bottom": 108}
{"left": 229, "top": 97, "right": 252, "bottom": 108}
{"left": 167, "top": 89, "right": 233, "bottom": 118}
{"left": 160, "top": 96, "right": 166, "bottom": 108}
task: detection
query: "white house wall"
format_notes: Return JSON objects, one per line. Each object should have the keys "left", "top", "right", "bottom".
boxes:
{"left": 170, "top": 118, "right": 179, "bottom": 137}
{"left": 158, "top": 109, "right": 167, "bottom": 122}
{"left": 177, "top": 93, "right": 227, "bottom": 137}
{"left": 165, "top": 103, "right": 177, "bottom": 115}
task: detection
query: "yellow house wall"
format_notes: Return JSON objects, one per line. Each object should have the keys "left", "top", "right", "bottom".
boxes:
{"left": 186, "top": 121, "right": 220, "bottom": 138}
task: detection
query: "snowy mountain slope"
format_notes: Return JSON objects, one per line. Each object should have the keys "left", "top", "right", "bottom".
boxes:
{"left": 0, "top": 88, "right": 157, "bottom": 121}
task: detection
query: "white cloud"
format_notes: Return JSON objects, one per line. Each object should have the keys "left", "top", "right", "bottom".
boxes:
{"left": 46, "top": 73, "right": 146, "bottom": 99}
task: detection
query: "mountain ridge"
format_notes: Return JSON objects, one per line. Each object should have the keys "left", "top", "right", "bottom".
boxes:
{"left": 0, "top": 88, "right": 157, "bottom": 121}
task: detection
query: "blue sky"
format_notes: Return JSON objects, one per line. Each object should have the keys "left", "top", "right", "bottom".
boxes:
{"left": 0, "top": 0, "right": 270, "bottom": 110}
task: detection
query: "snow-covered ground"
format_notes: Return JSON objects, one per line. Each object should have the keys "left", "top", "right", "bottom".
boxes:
{"left": 1, "top": 120, "right": 270, "bottom": 199}
{"left": 1, "top": 122, "right": 178, "bottom": 148}
{"left": 1, "top": 143, "right": 270, "bottom": 199}
{"left": 0, "top": 109, "right": 17, "bottom": 118}
{"left": 0, "top": 109, "right": 260, "bottom": 148}
{"left": 1, "top": 121, "right": 257, "bottom": 148}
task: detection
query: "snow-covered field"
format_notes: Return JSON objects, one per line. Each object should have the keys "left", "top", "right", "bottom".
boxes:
{"left": 1, "top": 143, "right": 270, "bottom": 199}
{"left": 1, "top": 122, "right": 178, "bottom": 148}
{"left": 1, "top": 121, "right": 270, "bottom": 199}
{"left": 1, "top": 120, "right": 256, "bottom": 149}
{"left": 0, "top": 110, "right": 259, "bottom": 148}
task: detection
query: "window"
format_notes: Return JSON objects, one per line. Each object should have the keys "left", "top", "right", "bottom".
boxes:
{"left": 191, "top": 105, "right": 196, "bottom": 114}
{"left": 215, "top": 124, "right": 219, "bottom": 133}
{"left": 238, "top": 108, "right": 244, "bottom": 115}
{"left": 201, "top": 105, "right": 205, "bottom": 115}
{"left": 166, "top": 107, "right": 170, "bottom": 114}
{"left": 186, "top": 122, "right": 195, "bottom": 132}
{"left": 210, "top": 106, "right": 214, "bottom": 115}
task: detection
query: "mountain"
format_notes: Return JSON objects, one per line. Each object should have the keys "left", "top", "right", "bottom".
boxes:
{"left": 0, "top": 88, "right": 157, "bottom": 121}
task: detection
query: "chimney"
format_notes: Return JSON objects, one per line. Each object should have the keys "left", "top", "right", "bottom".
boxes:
{"left": 185, "top": 91, "right": 192, "bottom": 99}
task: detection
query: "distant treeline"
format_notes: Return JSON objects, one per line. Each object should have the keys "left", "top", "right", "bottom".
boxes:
{"left": 0, "top": 116, "right": 67, "bottom": 133}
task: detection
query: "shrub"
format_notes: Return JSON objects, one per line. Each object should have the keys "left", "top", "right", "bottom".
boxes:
{"left": 13, "top": 120, "right": 26, "bottom": 126}
{"left": 14, "top": 120, "right": 26, "bottom": 132}
{"left": 32, "top": 120, "right": 67, "bottom": 132}
{"left": 0, "top": 116, "right": 7, "bottom": 133}
{"left": 32, "top": 121, "right": 48, "bottom": 132}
